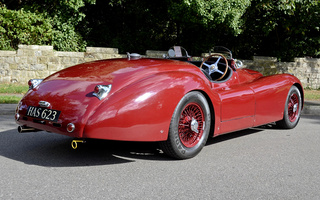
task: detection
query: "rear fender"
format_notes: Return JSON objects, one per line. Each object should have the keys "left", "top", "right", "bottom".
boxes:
{"left": 83, "top": 71, "right": 214, "bottom": 141}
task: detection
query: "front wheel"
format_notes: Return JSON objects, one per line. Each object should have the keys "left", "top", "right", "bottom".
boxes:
{"left": 160, "top": 91, "right": 211, "bottom": 159}
{"left": 276, "top": 86, "right": 302, "bottom": 129}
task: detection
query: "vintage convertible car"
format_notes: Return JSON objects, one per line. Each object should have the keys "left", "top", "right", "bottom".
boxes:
{"left": 15, "top": 46, "right": 303, "bottom": 159}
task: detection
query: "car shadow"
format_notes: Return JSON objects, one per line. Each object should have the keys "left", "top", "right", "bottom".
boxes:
{"left": 0, "top": 123, "right": 281, "bottom": 167}
{"left": 206, "top": 128, "right": 263, "bottom": 146}
{"left": 0, "top": 128, "right": 171, "bottom": 167}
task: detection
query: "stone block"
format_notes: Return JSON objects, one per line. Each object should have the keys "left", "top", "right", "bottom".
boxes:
{"left": 17, "top": 49, "right": 38, "bottom": 57}
{"left": 17, "top": 63, "right": 30, "bottom": 70}
{"left": 30, "top": 64, "right": 47, "bottom": 71}
{"left": 28, "top": 57, "right": 38, "bottom": 64}
{"left": 48, "top": 64, "right": 66, "bottom": 71}
{"left": 84, "top": 57, "right": 96, "bottom": 63}
{"left": 9, "top": 64, "right": 18, "bottom": 70}
{"left": 35, "top": 70, "right": 50, "bottom": 78}
{"left": 0, "top": 50, "right": 16, "bottom": 56}
{"left": 49, "top": 57, "right": 60, "bottom": 64}
{"left": 11, "top": 70, "right": 34, "bottom": 82}
{"left": 84, "top": 53, "right": 94, "bottom": 58}
{"left": 253, "top": 56, "right": 277, "bottom": 62}
{"left": 0, "top": 62, "right": 10, "bottom": 70}
{"left": 78, "top": 58, "right": 85, "bottom": 64}
{"left": 54, "top": 51, "right": 84, "bottom": 58}
{"left": 112, "top": 54, "right": 124, "bottom": 58}
{"left": 61, "top": 57, "right": 71, "bottom": 64}
{"left": 0, "top": 76, "right": 11, "bottom": 83}
{"left": 15, "top": 56, "right": 28, "bottom": 64}
{"left": 70, "top": 57, "right": 79, "bottom": 65}
{"left": 34, "top": 50, "right": 42, "bottom": 56}
{"left": 146, "top": 50, "right": 167, "bottom": 58}
{"left": 37, "top": 57, "right": 49, "bottom": 64}
{"left": 86, "top": 47, "right": 118, "bottom": 54}
{"left": 38, "top": 46, "right": 53, "bottom": 51}
{"left": 41, "top": 50, "right": 54, "bottom": 57}
{"left": 4, "top": 56, "right": 15, "bottom": 64}
{"left": 0, "top": 68, "right": 7, "bottom": 76}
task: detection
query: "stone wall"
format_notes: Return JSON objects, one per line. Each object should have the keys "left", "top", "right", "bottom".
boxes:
{"left": 0, "top": 45, "right": 122, "bottom": 83}
{"left": 243, "top": 56, "right": 320, "bottom": 89}
{"left": 1, "top": 45, "right": 320, "bottom": 89}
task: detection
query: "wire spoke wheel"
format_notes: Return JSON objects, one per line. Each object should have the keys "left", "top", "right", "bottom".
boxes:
{"left": 288, "top": 93, "right": 299, "bottom": 122}
{"left": 276, "top": 86, "right": 302, "bottom": 129}
{"left": 160, "top": 91, "right": 211, "bottom": 159}
{"left": 178, "top": 103, "right": 204, "bottom": 148}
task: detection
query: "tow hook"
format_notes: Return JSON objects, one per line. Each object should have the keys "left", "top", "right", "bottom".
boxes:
{"left": 71, "top": 140, "right": 86, "bottom": 149}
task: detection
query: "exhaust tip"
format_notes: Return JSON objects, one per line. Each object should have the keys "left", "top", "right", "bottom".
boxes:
{"left": 18, "top": 126, "right": 40, "bottom": 133}
{"left": 18, "top": 126, "right": 24, "bottom": 133}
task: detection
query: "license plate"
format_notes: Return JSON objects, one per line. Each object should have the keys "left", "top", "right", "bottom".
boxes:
{"left": 26, "top": 106, "right": 61, "bottom": 122}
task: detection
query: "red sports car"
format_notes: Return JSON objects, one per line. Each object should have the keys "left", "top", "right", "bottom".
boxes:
{"left": 15, "top": 46, "right": 303, "bottom": 159}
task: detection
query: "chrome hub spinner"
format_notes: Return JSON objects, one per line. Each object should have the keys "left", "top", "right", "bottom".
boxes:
{"left": 190, "top": 118, "right": 199, "bottom": 133}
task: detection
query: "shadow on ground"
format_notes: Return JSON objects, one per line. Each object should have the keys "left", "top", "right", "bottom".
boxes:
{"left": 0, "top": 120, "right": 302, "bottom": 167}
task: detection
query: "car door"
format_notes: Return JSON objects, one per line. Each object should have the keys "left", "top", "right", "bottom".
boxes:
{"left": 212, "top": 72, "right": 255, "bottom": 134}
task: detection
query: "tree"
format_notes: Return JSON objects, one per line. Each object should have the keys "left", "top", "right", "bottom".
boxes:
{"left": 0, "top": 5, "right": 52, "bottom": 50}
{"left": 238, "top": 0, "right": 320, "bottom": 60}
{"left": 80, "top": 0, "right": 251, "bottom": 55}
{"left": 0, "top": 0, "right": 96, "bottom": 51}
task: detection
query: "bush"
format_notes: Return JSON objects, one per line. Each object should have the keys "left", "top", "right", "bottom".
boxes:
{"left": 0, "top": 5, "right": 52, "bottom": 50}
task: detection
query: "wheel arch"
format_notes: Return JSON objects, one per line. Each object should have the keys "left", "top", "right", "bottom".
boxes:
{"left": 293, "top": 83, "right": 304, "bottom": 109}
{"left": 190, "top": 89, "right": 217, "bottom": 138}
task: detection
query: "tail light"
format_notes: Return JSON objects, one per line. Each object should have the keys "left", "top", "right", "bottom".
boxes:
{"left": 93, "top": 84, "right": 112, "bottom": 100}
{"left": 67, "top": 123, "right": 75, "bottom": 133}
{"left": 28, "top": 79, "right": 43, "bottom": 90}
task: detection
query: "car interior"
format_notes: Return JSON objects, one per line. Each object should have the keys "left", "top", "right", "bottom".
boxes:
{"left": 166, "top": 46, "right": 235, "bottom": 82}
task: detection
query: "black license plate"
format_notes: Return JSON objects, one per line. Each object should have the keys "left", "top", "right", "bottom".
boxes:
{"left": 26, "top": 106, "right": 61, "bottom": 122}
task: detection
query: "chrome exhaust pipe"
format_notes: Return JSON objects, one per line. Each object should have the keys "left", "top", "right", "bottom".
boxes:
{"left": 18, "top": 126, "right": 41, "bottom": 133}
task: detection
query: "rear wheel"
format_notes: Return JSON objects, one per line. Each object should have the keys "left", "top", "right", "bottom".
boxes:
{"left": 160, "top": 91, "right": 211, "bottom": 159}
{"left": 276, "top": 86, "right": 302, "bottom": 129}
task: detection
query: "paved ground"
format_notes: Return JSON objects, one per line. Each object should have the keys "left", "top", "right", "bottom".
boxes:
{"left": 0, "top": 110, "right": 320, "bottom": 199}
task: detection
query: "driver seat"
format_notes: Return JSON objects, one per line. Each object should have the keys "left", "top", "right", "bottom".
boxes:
{"left": 167, "top": 46, "right": 192, "bottom": 61}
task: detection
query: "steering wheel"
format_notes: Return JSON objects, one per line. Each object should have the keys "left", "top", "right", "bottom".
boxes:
{"left": 200, "top": 53, "right": 229, "bottom": 81}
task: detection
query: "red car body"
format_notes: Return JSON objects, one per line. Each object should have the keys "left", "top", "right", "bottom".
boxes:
{"left": 15, "top": 52, "right": 304, "bottom": 159}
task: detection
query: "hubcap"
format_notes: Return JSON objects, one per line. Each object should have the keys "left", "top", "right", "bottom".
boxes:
{"left": 288, "top": 93, "right": 299, "bottom": 122}
{"left": 178, "top": 103, "right": 204, "bottom": 148}
{"left": 190, "top": 118, "right": 199, "bottom": 133}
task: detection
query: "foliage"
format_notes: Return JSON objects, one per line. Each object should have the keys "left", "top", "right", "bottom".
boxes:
{"left": 0, "top": 0, "right": 320, "bottom": 60}
{"left": 0, "top": 0, "right": 95, "bottom": 51}
{"left": 238, "top": 0, "right": 320, "bottom": 60}
{"left": 80, "top": 0, "right": 250, "bottom": 55}
{"left": 0, "top": 5, "right": 52, "bottom": 50}
{"left": 169, "top": 0, "right": 250, "bottom": 34}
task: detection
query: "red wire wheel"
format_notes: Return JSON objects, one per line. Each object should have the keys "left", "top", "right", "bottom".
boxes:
{"left": 287, "top": 93, "right": 299, "bottom": 122}
{"left": 178, "top": 103, "right": 204, "bottom": 148}
{"left": 160, "top": 91, "right": 211, "bottom": 159}
{"left": 276, "top": 86, "right": 302, "bottom": 129}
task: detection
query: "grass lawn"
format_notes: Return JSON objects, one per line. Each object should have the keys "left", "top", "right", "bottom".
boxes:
{"left": 0, "top": 95, "right": 23, "bottom": 104}
{"left": 0, "top": 83, "right": 319, "bottom": 104}
{"left": 0, "top": 83, "right": 29, "bottom": 94}
{"left": 0, "top": 83, "right": 27, "bottom": 104}
{"left": 304, "top": 89, "right": 320, "bottom": 101}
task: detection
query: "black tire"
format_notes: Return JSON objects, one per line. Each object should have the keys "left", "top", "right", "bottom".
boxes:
{"left": 276, "top": 86, "right": 302, "bottom": 129}
{"left": 160, "top": 91, "right": 211, "bottom": 159}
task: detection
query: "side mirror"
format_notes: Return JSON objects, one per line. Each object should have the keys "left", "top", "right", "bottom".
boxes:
{"left": 235, "top": 60, "right": 243, "bottom": 68}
